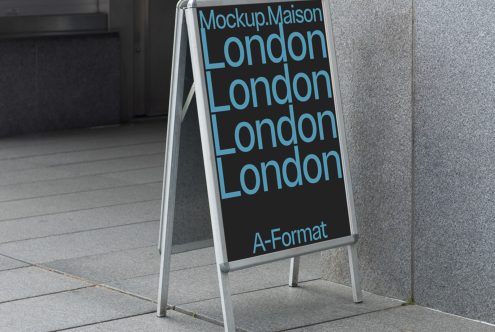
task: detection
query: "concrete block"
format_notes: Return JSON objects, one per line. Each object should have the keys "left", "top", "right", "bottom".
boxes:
{"left": 322, "top": 0, "right": 413, "bottom": 300}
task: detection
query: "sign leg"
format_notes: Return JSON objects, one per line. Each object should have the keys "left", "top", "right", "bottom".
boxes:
{"left": 289, "top": 257, "right": 300, "bottom": 287}
{"left": 347, "top": 244, "right": 363, "bottom": 303}
{"left": 157, "top": 7, "right": 188, "bottom": 317}
{"left": 217, "top": 265, "right": 236, "bottom": 331}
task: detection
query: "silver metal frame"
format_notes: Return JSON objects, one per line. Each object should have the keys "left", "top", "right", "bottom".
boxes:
{"left": 157, "top": 5, "right": 187, "bottom": 317}
{"left": 158, "top": 0, "right": 363, "bottom": 328}
{"left": 185, "top": 0, "right": 360, "bottom": 274}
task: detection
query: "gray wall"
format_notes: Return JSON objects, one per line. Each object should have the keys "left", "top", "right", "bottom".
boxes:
{"left": 322, "top": 0, "right": 495, "bottom": 324}
{"left": 0, "top": 0, "right": 105, "bottom": 17}
{"left": 322, "top": 0, "right": 413, "bottom": 301}
{"left": 0, "top": 34, "right": 121, "bottom": 137}
{"left": 413, "top": 0, "right": 495, "bottom": 323}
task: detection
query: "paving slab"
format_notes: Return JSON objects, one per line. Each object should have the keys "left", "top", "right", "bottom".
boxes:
{"left": 103, "top": 166, "right": 163, "bottom": 185}
{"left": 0, "top": 183, "right": 161, "bottom": 222}
{"left": 0, "top": 221, "right": 159, "bottom": 263}
{"left": 0, "top": 153, "right": 164, "bottom": 186}
{"left": 287, "top": 305, "right": 495, "bottom": 332}
{"left": 0, "top": 286, "right": 154, "bottom": 332}
{"left": 54, "top": 153, "right": 164, "bottom": 180}
{"left": 44, "top": 246, "right": 215, "bottom": 283}
{"left": 0, "top": 159, "right": 41, "bottom": 172}
{"left": 106, "top": 253, "right": 322, "bottom": 303}
{"left": 180, "top": 279, "right": 402, "bottom": 332}
{"left": 0, "top": 167, "right": 162, "bottom": 203}
{"left": 0, "top": 200, "right": 160, "bottom": 244}
{"left": 0, "top": 174, "right": 135, "bottom": 203}
{"left": 0, "top": 266, "right": 91, "bottom": 303}
{"left": 0, "top": 254, "right": 28, "bottom": 271}
{"left": 0, "top": 121, "right": 165, "bottom": 159}
{"left": 24, "top": 142, "right": 164, "bottom": 167}
{"left": 67, "top": 311, "right": 223, "bottom": 332}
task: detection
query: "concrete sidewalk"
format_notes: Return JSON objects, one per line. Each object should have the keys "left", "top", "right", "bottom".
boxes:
{"left": 0, "top": 245, "right": 493, "bottom": 331}
{"left": 0, "top": 120, "right": 493, "bottom": 331}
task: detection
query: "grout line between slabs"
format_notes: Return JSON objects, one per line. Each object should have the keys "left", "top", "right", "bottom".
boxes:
{"left": 0, "top": 198, "right": 161, "bottom": 224}
{"left": 0, "top": 164, "right": 163, "bottom": 188}
{"left": 49, "top": 310, "right": 156, "bottom": 332}
{"left": 0, "top": 138, "right": 165, "bottom": 161}
{"left": 278, "top": 305, "right": 406, "bottom": 332}
{"left": 39, "top": 150, "right": 164, "bottom": 168}
{"left": 0, "top": 219, "right": 159, "bottom": 245}
{"left": 0, "top": 286, "right": 95, "bottom": 306}
{"left": 0, "top": 180, "right": 162, "bottom": 204}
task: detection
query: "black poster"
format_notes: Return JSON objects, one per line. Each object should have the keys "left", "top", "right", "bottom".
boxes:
{"left": 196, "top": 0, "right": 351, "bottom": 262}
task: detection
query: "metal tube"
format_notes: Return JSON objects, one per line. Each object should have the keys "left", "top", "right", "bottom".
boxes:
{"left": 347, "top": 244, "right": 363, "bottom": 303}
{"left": 217, "top": 264, "right": 236, "bottom": 331}
{"left": 289, "top": 257, "right": 300, "bottom": 287}
{"left": 157, "top": 7, "right": 187, "bottom": 317}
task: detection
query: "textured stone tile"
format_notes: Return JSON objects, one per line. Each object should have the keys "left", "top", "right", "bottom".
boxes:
{"left": 0, "top": 159, "right": 41, "bottom": 172}
{"left": 287, "top": 305, "right": 495, "bottom": 332}
{"left": 0, "top": 153, "right": 164, "bottom": 186}
{"left": 321, "top": 0, "right": 413, "bottom": 300}
{"left": 0, "top": 287, "right": 154, "bottom": 331}
{"left": 0, "top": 173, "right": 127, "bottom": 203}
{"left": 0, "top": 120, "right": 165, "bottom": 159}
{"left": 0, "top": 183, "right": 161, "bottom": 222}
{"left": 181, "top": 279, "right": 402, "bottom": 332}
{"left": 67, "top": 312, "right": 223, "bottom": 332}
{"left": 44, "top": 246, "right": 215, "bottom": 284}
{"left": 0, "top": 222, "right": 158, "bottom": 263}
{"left": 106, "top": 253, "right": 322, "bottom": 303}
{"left": 0, "top": 266, "right": 90, "bottom": 303}
{"left": 102, "top": 166, "right": 163, "bottom": 185}
{"left": 0, "top": 200, "right": 160, "bottom": 244}
{"left": 23, "top": 142, "right": 164, "bottom": 167}
{"left": 0, "top": 168, "right": 161, "bottom": 203}
{"left": 0, "top": 165, "right": 73, "bottom": 187}
{"left": 413, "top": 0, "right": 495, "bottom": 324}
{"left": 0, "top": 254, "right": 28, "bottom": 271}
{"left": 59, "top": 153, "right": 165, "bottom": 178}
